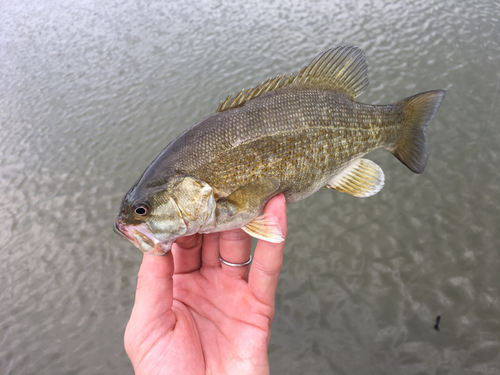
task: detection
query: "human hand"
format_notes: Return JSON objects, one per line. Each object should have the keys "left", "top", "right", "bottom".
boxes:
{"left": 124, "top": 194, "right": 287, "bottom": 375}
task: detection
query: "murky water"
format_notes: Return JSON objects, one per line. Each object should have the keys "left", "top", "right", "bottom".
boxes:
{"left": 1, "top": 1, "right": 499, "bottom": 374}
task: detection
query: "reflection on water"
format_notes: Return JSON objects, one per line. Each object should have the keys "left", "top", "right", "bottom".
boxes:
{"left": 1, "top": 1, "right": 499, "bottom": 374}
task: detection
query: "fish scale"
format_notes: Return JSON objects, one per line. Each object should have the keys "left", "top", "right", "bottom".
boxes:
{"left": 189, "top": 89, "right": 398, "bottom": 198}
{"left": 115, "top": 46, "right": 446, "bottom": 255}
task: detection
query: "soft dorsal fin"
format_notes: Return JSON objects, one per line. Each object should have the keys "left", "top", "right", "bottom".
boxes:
{"left": 291, "top": 46, "right": 369, "bottom": 98}
{"left": 217, "top": 46, "right": 369, "bottom": 112}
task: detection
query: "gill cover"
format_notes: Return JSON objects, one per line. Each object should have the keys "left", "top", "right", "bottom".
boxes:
{"left": 146, "top": 192, "right": 187, "bottom": 241}
{"left": 145, "top": 175, "right": 216, "bottom": 249}
{"left": 169, "top": 176, "right": 216, "bottom": 234}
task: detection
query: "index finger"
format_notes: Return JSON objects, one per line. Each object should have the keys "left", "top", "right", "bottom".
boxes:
{"left": 131, "top": 252, "right": 175, "bottom": 324}
{"left": 248, "top": 194, "right": 287, "bottom": 306}
{"left": 172, "top": 233, "right": 203, "bottom": 274}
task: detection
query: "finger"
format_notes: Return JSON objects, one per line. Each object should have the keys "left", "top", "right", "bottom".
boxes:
{"left": 171, "top": 233, "right": 203, "bottom": 274}
{"left": 219, "top": 228, "right": 252, "bottom": 279}
{"left": 249, "top": 194, "right": 287, "bottom": 307}
{"left": 131, "top": 252, "right": 175, "bottom": 324}
{"left": 200, "top": 232, "right": 221, "bottom": 268}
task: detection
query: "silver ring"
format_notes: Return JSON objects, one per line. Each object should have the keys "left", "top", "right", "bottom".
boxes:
{"left": 219, "top": 253, "right": 253, "bottom": 267}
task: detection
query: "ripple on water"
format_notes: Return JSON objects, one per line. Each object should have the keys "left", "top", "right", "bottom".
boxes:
{"left": 2, "top": 0, "right": 500, "bottom": 374}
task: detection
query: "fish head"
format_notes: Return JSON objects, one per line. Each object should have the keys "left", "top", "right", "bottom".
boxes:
{"left": 114, "top": 176, "right": 215, "bottom": 255}
{"left": 114, "top": 187, "right": 187, "bottom": 255}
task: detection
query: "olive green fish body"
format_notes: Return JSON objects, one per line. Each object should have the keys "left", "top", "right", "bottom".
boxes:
{"left": 115, "top": 46, "right": 446, "bottom": 255}
{"left": 188, "top": 87, "right": 405, "bottom": 203}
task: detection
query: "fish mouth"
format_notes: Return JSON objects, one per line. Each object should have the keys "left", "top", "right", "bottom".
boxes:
{"left": 114, "top": 217, "right": 172, "bottom": 255}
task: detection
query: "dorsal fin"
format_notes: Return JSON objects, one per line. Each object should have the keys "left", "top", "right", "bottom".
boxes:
{"left": 291, "top": 46, "right": 369, "bottom": 98}
{"left": 217, "top": 73, "right": 294, "bottom": 112}
{"left": 217, "top": 46, "right": 369, "bottom": 113}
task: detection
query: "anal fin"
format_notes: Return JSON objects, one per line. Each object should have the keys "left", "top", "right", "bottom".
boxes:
{"left": 325, "top": 158, "right": 385, "bottom": 197}
{"left": 242, "top": 213, "right": 284, "bottom": 243}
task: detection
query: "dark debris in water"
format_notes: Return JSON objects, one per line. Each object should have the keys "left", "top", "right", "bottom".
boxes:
{"left": 434, "top": 314, "right": 441, "bottom": 332}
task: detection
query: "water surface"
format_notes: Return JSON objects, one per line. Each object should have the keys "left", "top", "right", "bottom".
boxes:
{"left": 1, "top": 1, "right": 499, "bottom": 374}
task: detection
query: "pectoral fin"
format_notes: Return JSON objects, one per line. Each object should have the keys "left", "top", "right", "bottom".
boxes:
{"left": 216, "top": 177, "right": 281, "bottom": 231}
{"left": 242, "top": 213, "right": 284, "bottom": 243}
{"left": 325, "top": 158, "right": 385, "bottom": 197}
{"left": 217, "top": 177, "right": 280, "bottom": 215}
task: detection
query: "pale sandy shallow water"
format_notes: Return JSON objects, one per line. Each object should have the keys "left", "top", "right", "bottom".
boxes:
{"left": 1, "top": 1, "right": 500, "bottom": 374}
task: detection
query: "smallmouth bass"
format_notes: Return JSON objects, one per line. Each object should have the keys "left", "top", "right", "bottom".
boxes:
{"left": 114, "top": 46, "right": 446, "bottom": 255}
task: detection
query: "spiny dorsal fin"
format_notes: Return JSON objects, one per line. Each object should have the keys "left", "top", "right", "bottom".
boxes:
{"left": 217, "top": 73, "right": 294, "bottom": 112}
{"left": 217, "top": 46, "right": 369, "bottom": 113}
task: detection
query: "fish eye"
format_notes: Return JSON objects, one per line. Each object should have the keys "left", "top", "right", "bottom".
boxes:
{"left": 133, "top": 203, "right": 149, "bottom": 217}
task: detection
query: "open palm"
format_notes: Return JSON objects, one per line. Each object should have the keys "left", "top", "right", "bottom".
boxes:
{"left": 124, "top": 194, "right": 287, "bottom": 375}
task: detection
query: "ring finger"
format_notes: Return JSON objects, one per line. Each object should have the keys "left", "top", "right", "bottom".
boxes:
{"left": 218, "top": 228, "right": 252, "bottom": 280}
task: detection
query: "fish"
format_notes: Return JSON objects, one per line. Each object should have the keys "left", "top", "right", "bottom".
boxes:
{"left": 114, "top": 46, "right": 446, "bottom": 255}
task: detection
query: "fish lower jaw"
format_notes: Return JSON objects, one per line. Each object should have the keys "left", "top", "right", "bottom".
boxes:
{"left": 147, "top": 242, "right": 174, "bottom": 256}
{"left": 130, "top": 237, "right": 172, "bottom": 255}
{"left": 114, "top": 219, "right": 173, "bottom": 255}
{"left": 131, "top": 230, "right": 173, "bottom": 255}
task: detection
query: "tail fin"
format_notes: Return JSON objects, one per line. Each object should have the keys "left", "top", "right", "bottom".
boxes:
{"left": 390, "top": 90, "right": 446, "bottom": 173}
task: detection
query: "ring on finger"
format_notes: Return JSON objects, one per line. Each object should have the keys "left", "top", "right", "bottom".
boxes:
{"left": 219, "top": 253, "right": 252, "bottom": 267}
